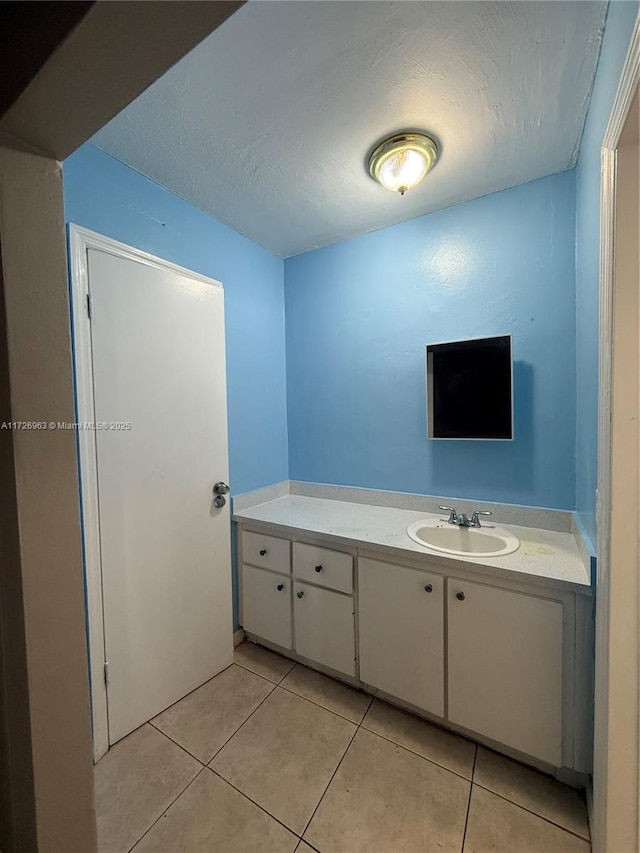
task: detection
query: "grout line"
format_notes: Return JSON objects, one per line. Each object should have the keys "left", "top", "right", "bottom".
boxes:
{"left": 472, "top": 783, "right": 591, "bottom": 843}
{"left": 206, "top": 766, "right": 303, "bottom": 840}
{"left": 277, "top": 681, "right": 372, "bottom": 725}
{"left": 460, "top": 746, "right": 478, "bottom": 852}
{"left": 233, "top": 658, "right": 295, "bottom": 686}
{"left": 151, "top": 668, "right": 278, "bottom": 768}
{"left": 149, "top": 660, "right": 237, "bottom": 718}
{"left": 299, "top": 717, "right": 361, "bottom": 841}
{"left": 206, "top": 681, "right": 279, "bottom": 765}
{"left": 125, "top": 766, "right": 207, "bottom": 853}
{"left": 358, "top": 720, "right": 475, "bottom": 784}
{"left": 149, "top": 721, "right": 206, "bottom": 766}
{"left": 297, "top": 839, "right": 322, "bottom": 852}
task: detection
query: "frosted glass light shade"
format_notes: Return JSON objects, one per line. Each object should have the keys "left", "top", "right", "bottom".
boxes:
{"left": 369, "top": 132, "right": 438, "bottom": 195}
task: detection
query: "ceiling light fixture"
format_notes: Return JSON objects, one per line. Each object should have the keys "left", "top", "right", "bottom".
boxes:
{"left": 368, "top": 132, "right": 438, "bottom": 196}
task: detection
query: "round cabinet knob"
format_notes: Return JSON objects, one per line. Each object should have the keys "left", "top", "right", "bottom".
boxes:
{"left": 315, "top": 565, "right": 323, "bottom": 573}
{"left": 277, "top": 583, "right": 285, "bottom": 591}
{"left": 424, "top": 584, "right": 433, "bottom": 593}
{"left": 456, "top": 591, "right": 466, "bottom": 601}
{"left": 296, "top": 590, "right": 304, "bottom": 599}
{"left": 259, "top": 549, "right": 267, "bottom": 556}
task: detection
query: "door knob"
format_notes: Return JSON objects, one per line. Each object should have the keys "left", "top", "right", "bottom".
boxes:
{"left": 297, "top": 590, "right": 304, "bottom": 599}
{"left": 213, "top": 482, "right": 230, "bottom": 495}
{"left": 277, "top": 583, "right": 285, "bottom": 591}
{"left": 315, "top": 565, "right": 323, "bottom": 573}
{"left": 424, "top": 584, "right": 433, "bottom": 593}
{"left": 456, "top": 591, "right": 465, "bottom": 601}
{"left": 259, "top": 549, "right": 267, "bottom": 556}
{"left": 213, "top": 495, "right": 226, "bottom": 509}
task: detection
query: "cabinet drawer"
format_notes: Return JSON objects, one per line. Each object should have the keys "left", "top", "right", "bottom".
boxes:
{"left": 293, "top": 582, "right": 356, "bottom": 677}
{"left": 241, "top": 564, "right": 292, "bottom": 649}
{"left": 292, "top": 542, "right": 353, "bottom": 593}
{"left": 242, "top": 531, "right": 290, "bottom": 573}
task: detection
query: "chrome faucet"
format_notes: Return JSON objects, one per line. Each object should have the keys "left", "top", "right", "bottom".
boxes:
{"left": 439, "top": 506, "right": 459, "bottom": 524}
{"left": 439, "top": 506, "right": 493, "bottom": 528}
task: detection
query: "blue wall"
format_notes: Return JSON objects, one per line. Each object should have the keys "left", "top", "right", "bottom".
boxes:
{"left": 64, "top": 144, "right": 289, "bottom": 494}
{"left": 575, "top": 0, "right": 639, "bottom": 547}
{"left": 285, "top": 170, "right": 577, "bottom": 510}
{"left": 63, "top": 143, "right": 289, "bottom": 627}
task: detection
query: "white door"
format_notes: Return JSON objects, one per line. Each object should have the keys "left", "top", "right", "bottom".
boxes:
{"left": 358, "top": 558, "right": 445, "bottom": 716}
{"left": 293, "top": 582, "right": 356, "bottom": 676}
{"left": 87, "top": 245, "right": 233, "bottom": 747}
{"left": 447, "top": 578, "right": 563, "bottom": 765}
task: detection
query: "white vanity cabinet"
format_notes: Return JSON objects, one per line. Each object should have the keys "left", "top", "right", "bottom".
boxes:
{"left": 241, "top": 530, "right": 356, "bottom": 677}
{"left": 447, "top": 578, "right": 563, "bottom": 766}
{"left": 238, "top": 521, "right": 590, "bottom": 774}
{"left": 358, "top": 557, "right": 444, "bottom": 717}
{"left": 241, "top": 531, "right": 292, "bottom": 649}
{"left": 358, "top": 558, "right": 568, "bottom": 767}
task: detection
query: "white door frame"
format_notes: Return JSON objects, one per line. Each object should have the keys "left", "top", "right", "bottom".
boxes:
{"left": 69, "top": 225, "right": 224, "bottom": 762}
{"left": 594, "top": 11, "right": 640, "bottom": 849}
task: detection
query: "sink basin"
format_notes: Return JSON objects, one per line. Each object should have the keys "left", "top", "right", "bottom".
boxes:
{"left": 407, "top": 517, "right": 520, "bottom": 557}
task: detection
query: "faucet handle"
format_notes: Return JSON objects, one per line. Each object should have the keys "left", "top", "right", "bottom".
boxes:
{"left": 471, "top": 510, "right": 492, "bottom": 527}
{"left": 439, "top": 506, "right": 458, "bottom": 524}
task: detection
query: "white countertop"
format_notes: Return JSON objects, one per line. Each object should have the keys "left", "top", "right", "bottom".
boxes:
{"left": 233, "top": 495, "right": 592, "bottom": 595}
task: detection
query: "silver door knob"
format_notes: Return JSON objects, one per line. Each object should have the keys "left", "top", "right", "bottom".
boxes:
{"left": 213, "top": 495, "right": 226, "bottom": 509}
{"left": 214, "top": 482, "right": 230, "bottom": 495}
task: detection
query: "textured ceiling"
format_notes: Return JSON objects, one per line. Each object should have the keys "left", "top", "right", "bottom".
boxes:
{"left": 92, "top": 1, "right": 607, "bottom": 258}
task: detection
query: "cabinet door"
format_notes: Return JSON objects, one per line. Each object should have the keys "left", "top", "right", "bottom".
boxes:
{"left": 293, "top": 582, "right": 355, "bottom": 676}
{"left": 241, "top": 565, "right": 292, "bottom": 649}
{"left": 358, "top": 558, "right": 444, "bottom": 717}
{"left": 448, "top": 578, "right": 563, "bottom": 766}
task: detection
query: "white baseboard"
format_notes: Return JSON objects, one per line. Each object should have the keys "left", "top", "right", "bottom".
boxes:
{"left": 233, "top": 628, "right": 246, "bottom": 647}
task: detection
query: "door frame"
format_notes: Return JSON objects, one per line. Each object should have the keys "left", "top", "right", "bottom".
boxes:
{"left": 594, "top": 11, "right": 640, "bottom": 850}
{"left": 68, "top": 225, "right": 224, "bottom": 761}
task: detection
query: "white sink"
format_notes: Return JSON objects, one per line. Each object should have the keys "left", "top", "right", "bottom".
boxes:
{"left": 407, "top": 517, "right": 520, "bottom": 557}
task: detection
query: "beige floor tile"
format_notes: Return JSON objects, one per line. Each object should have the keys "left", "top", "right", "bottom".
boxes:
{"left": 211, "top": 687, "right": 356, "bottom": 834}
{"left": 304, "top": 728, "right": 470, "bottom": 853}
{"left": 296, "top": 843, "right": 318, "bottom": 853}
{"left": 464, "top": 786, "right": 591, "bottom": 853}
{"left": 281, "top": 664, "right": 372, "bottom": 723}
{"left": 152, "top": 664, "right": 273, "bottom": 762}
{"left": 132, "top": 769, "right": 297, "bottom": 853}
{"left": 95, "top": 724, "right": 200, "bottom": 853}
{"left": 474, "top": 747, "right": 590, "bottom": 840}
{"left": 362, "top": 699, "right": 476, "bottom": 779}
{"left": 235, "top": 640, "right": 296, "bottom": 683}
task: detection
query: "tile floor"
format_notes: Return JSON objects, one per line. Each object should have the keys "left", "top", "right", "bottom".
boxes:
{"left": 95, "top": 641, "right": 591, "bottom": 853}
